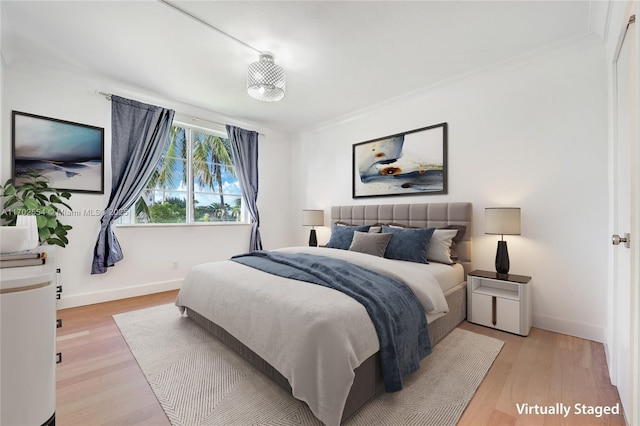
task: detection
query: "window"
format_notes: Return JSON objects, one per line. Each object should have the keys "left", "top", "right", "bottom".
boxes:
{"left": 119, "top": 123, "right": 245, "bottom": 225}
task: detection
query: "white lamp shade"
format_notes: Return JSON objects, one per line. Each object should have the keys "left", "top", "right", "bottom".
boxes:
{"left": 302, "top": 209, "right": 324, "bottom": 226}
{"left": 485, "top": 207, "right": 521, "bottom": 235}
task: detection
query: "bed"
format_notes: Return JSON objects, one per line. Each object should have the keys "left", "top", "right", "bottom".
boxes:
{"left": 175, "top": 202, "right": 472, "bottom": 426}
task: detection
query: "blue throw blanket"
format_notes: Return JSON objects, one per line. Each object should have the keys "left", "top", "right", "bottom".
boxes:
{"left": 230, "top": 250, "right": 431, "bottom": 392}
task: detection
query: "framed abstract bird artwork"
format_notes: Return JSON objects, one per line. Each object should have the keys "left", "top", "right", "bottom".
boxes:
{"left": 352, "top": 122, "right": 447, "bottom": 198}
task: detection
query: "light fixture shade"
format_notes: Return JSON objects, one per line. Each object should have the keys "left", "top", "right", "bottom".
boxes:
{"left": 485, "top": 207, "right": 521, "bottom": 236}
{"left": 302, "top": 209, "right": 324, "bottom": 226}
{"left": 247, "top": 52, "right": 286, "bottom": 102}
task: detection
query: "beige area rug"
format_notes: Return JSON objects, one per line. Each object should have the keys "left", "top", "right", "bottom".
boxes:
{"left": 113, "top": 304, "right": 503, "bottom": 426}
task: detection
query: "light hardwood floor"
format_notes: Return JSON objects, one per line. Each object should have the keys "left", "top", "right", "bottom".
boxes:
{"left": 56, "top": 291, "right": 626, "bottom": 425}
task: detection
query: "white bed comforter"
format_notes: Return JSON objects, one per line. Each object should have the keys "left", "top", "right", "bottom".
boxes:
{"left": 175, "top": 247, "right": 449, "bottom": 426}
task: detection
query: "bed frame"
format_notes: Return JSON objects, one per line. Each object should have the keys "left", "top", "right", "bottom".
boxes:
{"left": 187, "top": 202, "right": 473, "bottom": 422}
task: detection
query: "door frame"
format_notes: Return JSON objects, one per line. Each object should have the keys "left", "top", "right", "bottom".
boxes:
{"left": 632, "top": 10, "right": 640, "bottom": 425}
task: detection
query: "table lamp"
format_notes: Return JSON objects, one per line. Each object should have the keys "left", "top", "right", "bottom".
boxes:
{"left": 485, "top": 207, "right": 521, "bottom": 275}
{"left": 302, "top": 209, "right": 324, "bottom": 247}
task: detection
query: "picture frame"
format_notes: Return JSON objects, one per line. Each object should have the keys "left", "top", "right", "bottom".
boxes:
{"left": 12, "top": 111, "right": 105, "bottom": 194}
{"left": 352, "top": 122, "right": 448, "bottom": 198}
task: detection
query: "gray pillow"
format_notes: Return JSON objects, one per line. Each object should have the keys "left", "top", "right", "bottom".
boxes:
{"left": 327, "top": 224, "right": 371, "bottom": 250}
{"left": 349, "top": 231, "right": 393, "bottom": 257}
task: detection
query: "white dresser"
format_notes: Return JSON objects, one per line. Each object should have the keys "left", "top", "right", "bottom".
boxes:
{"left": 0, "top": 248, "right": 56, "bottom": 426}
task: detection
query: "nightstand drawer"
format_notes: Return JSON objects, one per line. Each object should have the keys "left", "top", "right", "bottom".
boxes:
{"left": 470, "top": 292, "right": 520, "bottom": 334}
{"left": 495, "top": 297, "right": 520, "bottom": 334}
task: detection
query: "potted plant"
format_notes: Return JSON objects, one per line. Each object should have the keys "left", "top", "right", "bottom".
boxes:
{"left": 0, "top": 172, "right": 73, "bottom": 247}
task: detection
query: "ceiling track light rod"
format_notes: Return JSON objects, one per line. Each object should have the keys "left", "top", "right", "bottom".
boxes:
{"left": 157, "top": 0, "right": 262, "bottom": 54}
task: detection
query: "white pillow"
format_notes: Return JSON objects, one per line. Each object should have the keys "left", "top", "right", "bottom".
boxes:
{"left": 427, "top": 229, "right": 459, "bottom": 264}
{"left": 368, "top": 225, "right": 382, "bottom": 233}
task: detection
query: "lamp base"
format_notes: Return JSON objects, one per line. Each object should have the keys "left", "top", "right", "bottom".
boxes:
{"left": 308, "top": 229, "right": 318, "bottom": 247}
{"left": 495, "top": 240, "right": 510, "bottom": 275}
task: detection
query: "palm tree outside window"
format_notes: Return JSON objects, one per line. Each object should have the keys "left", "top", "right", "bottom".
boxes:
{"left": 119, "top": 123, "right": 245, "bottom": 224}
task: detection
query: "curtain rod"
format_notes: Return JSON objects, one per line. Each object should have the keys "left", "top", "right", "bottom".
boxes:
{"left": 97, "top": 91, "right": 265, "bottom": 137}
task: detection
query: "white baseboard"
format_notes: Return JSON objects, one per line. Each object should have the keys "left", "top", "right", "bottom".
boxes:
{"left": 55, "top": 279, "right": 182, "bottom": 310}
{"left": 533, "top": 314, "right": 605, "bottom": 343}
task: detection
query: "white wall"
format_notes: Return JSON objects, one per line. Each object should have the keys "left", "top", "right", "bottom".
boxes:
{"left": 1, "top": 64, "right": 293, "bottom": 308}
{"left": 292, "top": 44, "right": 609, "bottom": 342}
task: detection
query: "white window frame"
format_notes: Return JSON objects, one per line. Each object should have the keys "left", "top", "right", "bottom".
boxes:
{"left": 117, "top": 121, "right": 248, "bottom": 227}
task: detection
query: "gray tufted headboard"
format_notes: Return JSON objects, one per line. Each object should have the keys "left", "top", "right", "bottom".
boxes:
{"left": 331, "top": 202, "right": 473, "bottom": 276}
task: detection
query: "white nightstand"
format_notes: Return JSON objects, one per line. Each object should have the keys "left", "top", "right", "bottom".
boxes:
{"left": 467, "top": 270, "right": 532, "bottom": 336}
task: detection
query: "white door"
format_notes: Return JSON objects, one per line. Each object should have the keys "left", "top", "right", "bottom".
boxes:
{"left": 612, "top": 11, "right": 638, "bottom": 425}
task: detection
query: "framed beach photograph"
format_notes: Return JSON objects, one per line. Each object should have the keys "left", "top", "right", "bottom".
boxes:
{"left": 352, "top": 122, "right": 448, "bottom": 198}
{"left": 12, "top": 111, "right": 105, "bottom": 194}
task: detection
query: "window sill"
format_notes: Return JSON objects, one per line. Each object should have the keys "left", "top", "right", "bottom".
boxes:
{"left": 115, "top": 222, "right": 252, "bottom": 229}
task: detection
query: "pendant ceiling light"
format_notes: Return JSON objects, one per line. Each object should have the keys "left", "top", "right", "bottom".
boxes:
{"left": 247, "top": 52, "right": 286, "bottom": 102}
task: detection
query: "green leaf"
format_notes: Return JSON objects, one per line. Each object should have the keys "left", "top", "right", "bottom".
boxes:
{"left": 35, "top": 193, "right": 49, "bottom": 203}
{"left": 38, "top": 227, "right": 51, "bottom": 241}
{"left": 47, "top": 217, "right": 58, "bottom": 228}
{"left": 2, "top": 215, "right": 17, "bottom": 226}
{"left": 23, "top": 197, "right": 39, "bottom": 210}
{"left": 3, "top": 196, "right": 19, "bottom": 209}
{"left": 46, "top": 238, "right": 65, "bottom": 247}
{"left": 36, "top": 215, "right": 48, "bottom": 228}
{"left": 18, "top": 183, "right": 35, "bottom": 192}
{"left": 57, "top": 200, "right": 73, "bottom": 211}
{"left": 3, "top": 185, "right": 16, "bottom": 196}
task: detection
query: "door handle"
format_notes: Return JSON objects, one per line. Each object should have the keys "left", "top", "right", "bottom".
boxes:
{"left": 612, "top": 233, "right": 630, "bottom": 248}
{"left": 491, "top": 296, "right": 497, "bottom": 326}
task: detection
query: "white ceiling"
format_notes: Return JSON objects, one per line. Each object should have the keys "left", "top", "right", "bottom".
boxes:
{"left": 1, "top": 1, "right": 607, "bottom": 134}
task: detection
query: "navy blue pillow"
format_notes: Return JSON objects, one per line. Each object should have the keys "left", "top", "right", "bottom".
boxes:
{"left": 327, "top": 224, "right": 371, "bottom": 250}
{"left": 381, "top": 225, "right": 435, "bottom": 264}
